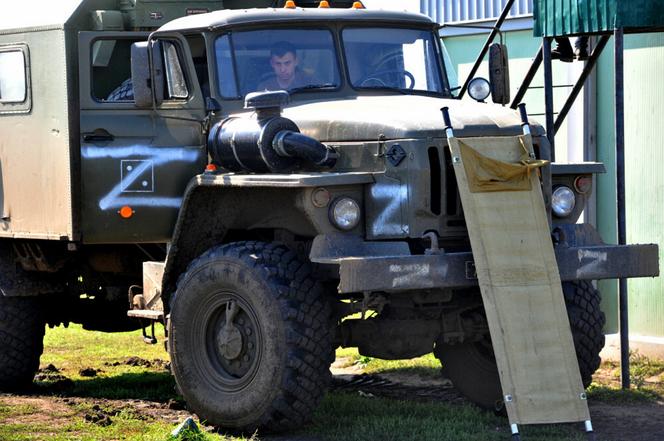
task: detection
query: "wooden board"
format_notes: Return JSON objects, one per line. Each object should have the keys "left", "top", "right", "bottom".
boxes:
{"left": 447, "top": 134, "right": 590, "bottom": 425}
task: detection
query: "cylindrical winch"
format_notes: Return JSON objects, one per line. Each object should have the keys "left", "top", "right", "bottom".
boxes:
{"left": 208, "top": 90, "right": 337, "bottom": 173}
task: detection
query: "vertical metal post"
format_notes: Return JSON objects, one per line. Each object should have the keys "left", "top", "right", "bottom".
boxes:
{"left": 542, "top": 37, "right": 556, "bottom": 162}
{"left": 615, "top": 27, "right": 630, "bottom": 389}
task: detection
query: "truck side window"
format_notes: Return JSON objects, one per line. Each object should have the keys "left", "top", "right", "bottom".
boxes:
{"left": 92, "top": 39, "right": 137, "bottom": 102}
{"left": 186, "top": 34, "right": 210, "bottom": 98}
{"left": 0, "top": 50, "right": 26, "bottom": 104}
{"left": 0, "top": 46, "right": 30, "bottom": 114}
{"left": 162, "top": 41, "right": 189, "bottom": 100}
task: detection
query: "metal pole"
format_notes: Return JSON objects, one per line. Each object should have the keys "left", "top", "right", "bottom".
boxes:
{"left": 554, "top": 35, "right": 611, "bottom": 134}
{"left": 615, "top": 27, "right": 630, "bottom": 389}
{"left": 510, "top": 43, "right": 543, "bottom": 109}
{"left": 458, "top": 0, "right": 516, "bottom": 99}
{"left": 542, "top": 37, "right": 556, "bottom": 162}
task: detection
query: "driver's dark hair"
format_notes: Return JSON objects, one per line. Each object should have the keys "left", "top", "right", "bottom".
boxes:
{"left": 270, "top": 41, "right": 297, "bottom": 58}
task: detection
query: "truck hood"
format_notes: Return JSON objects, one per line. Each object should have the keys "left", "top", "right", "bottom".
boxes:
{"left": 280, "top": 95, "right": 543, "bottom": 142}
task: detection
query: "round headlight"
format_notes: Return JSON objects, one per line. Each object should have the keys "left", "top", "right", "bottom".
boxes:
{"left": 330, "top": 198, "right": 361, "bottom": 231}
{"left": 552, "top": 186, "right": 576, "bottom": 218}
{"left": 468, "top": 78, "right": 491, "bottom": 102}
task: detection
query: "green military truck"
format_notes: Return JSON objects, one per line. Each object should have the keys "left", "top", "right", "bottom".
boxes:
{"left": 0, "top": 0, "right": 658, "bottom": 433}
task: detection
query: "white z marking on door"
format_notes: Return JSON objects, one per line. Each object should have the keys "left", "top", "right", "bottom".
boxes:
{"left": 82, "top": 145, "right": 200, "bottom": 210}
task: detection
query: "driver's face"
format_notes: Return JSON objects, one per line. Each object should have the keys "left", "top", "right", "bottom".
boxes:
{"left": 270, "top": 52, "right": 298, "bottom": 85}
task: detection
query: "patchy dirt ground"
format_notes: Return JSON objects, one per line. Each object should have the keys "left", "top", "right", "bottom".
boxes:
{"left": 0, "top": 357, "right": 662, "bottom": 441}
{"left": 2, "top": 378, "right": 662, "bottom": 441}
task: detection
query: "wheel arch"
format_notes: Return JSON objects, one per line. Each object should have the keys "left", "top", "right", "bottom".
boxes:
{"left": 161, "top": 173, "right": 371, "bottom": 307}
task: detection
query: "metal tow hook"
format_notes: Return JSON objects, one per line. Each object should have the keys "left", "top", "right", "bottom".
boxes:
{"left": 218, "top": 300, "right": 243, "bottom": 360}
{"left": 423, "top": 232, "right": 444, "bottom": 255}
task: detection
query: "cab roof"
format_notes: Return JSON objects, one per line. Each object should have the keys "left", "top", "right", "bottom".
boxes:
{"left": 158, "top": 7, "right": 435, "bottom": 33}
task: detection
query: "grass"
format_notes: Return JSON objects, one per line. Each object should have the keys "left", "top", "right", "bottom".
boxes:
{"left": 304, "top": 392, "right": 584, "bottom": 441}
{"left": 1, "top": 324, "right": 661, "bottom": 440}
{"left": 334, "top": 347, "right": 441, "bottom": 378}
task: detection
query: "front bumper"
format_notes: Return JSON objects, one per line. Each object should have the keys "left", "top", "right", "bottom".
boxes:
{"left": 310, "top": 227, "right": 659, "bottom": 294}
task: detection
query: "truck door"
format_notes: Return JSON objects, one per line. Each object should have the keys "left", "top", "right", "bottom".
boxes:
{"left": 78, "top": 32, "right": 207, "bottom": 244}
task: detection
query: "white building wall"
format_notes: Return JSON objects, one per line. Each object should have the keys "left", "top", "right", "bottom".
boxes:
{"left": 420, "top": 0, "right": 532, "bottom": 23}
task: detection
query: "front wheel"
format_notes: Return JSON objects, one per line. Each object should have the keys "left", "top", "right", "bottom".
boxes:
{"left": 168, "top": 241, "right": 334, "bottom": 432}
{"left": 435, "top": 281, "right": 605, "bottom": 408}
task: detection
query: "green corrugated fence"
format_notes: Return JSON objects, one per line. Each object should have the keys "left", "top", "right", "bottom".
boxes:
{"left": 533, "top": 0, "right": 664, "bottom": 37}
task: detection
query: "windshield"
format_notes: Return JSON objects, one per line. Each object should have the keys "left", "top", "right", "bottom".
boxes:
{"left": 343, "top": 27, "right": 445, "bottom": 94}
{"left": 215, "top": 29, "right": 341, "bottom": 98}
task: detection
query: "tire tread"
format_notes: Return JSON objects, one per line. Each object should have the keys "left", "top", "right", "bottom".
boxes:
{"left": 171, "top": 241, "right": 333, "bottom": 432}
{"left": 0, "top": 296, "right": 45, "bottom": 390}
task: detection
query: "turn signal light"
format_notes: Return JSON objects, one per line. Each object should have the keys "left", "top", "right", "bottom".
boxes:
{"left": 205, "top": 163, "right": 218, "bottom": 172}
{"left": 319, "top": 0, "right": 330, "bottom": 7}
{"left": 284, "top": 0, "right": 297, "bottom": 8}
{"left": 352, "top": 1, "right": 365, "bottom": 8}
{"left": 574, "top": 176, "right": 592, "bottom": 194}
{"left": 119, "top": 206, "right": 134, "bottom": 219}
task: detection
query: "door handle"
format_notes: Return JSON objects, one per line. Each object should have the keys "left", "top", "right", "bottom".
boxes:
{"left": 83, "top": 128, "right": 115, "bottom": 143}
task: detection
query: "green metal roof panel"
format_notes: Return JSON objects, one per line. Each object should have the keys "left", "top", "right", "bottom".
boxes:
{"left": 534, "top": 0, "right": 664, "bottom": 37}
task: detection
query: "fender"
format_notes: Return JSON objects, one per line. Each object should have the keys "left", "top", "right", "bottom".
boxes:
{"left": 160, "top": 171, "right": 374, "bottom": 304}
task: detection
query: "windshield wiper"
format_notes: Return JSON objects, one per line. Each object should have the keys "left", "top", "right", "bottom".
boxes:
{"left": 356, "top": 86, "right": 408, "bottom": 95}
{"left": 288, "top": 83, "right": 338, "bottom": 94}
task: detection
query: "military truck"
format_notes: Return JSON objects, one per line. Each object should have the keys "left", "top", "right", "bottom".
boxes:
{"left": 0, "top": 0, "right": 658, "bottom": 433}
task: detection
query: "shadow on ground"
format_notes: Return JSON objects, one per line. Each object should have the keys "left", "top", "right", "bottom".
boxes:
{"left": 34, "top": 371, "right": 178, "bottom": 403}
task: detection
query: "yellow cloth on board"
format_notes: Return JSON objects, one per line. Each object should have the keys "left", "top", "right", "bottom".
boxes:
{"left": 459, "top": 138, "right": 549, "bottom": 193}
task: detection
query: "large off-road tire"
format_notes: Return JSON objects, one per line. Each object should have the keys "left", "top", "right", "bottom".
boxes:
{"left": 168, "top": 241, "right": 334, "bottom": 433}
{"left": 563, "top": 280, "right": 606, "bottom": 387}
{"left": 435, "top": 281, "right": 605, "bottom": 409}
{"left": 0, "top": 296, "right": 46, "bottom": 391}
{"left": 435, "top": 336, "right": 503, "bottom": 410}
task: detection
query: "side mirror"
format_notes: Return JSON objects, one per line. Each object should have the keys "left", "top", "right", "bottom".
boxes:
{"left": 489, "top": 43, "right": 510, "bottom": 105}
{"left": 131, "top": 41, "right": 165, "bottom": 108}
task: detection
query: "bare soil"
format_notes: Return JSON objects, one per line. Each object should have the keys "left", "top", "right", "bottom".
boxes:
{"left": 0, "top": 394, "right": 192, "bottom": 427}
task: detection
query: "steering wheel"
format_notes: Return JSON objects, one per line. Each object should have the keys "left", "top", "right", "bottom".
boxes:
{"left": 359, "top": 69, "right": 416, "bottom": 90}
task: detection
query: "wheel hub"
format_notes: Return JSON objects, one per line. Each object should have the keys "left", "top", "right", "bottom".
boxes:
{"left": 216, "top": 300, "right": 244, "bottom": 360}
{"left": 217, "top": 325, "right": 243, "bottom": 360}
{"left": 209, "top": 298, "right": 260, "bottom": 380}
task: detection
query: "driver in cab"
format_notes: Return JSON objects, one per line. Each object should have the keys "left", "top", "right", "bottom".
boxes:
{"left": 257, "top": 41, "right": 314, "bottom": 91}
